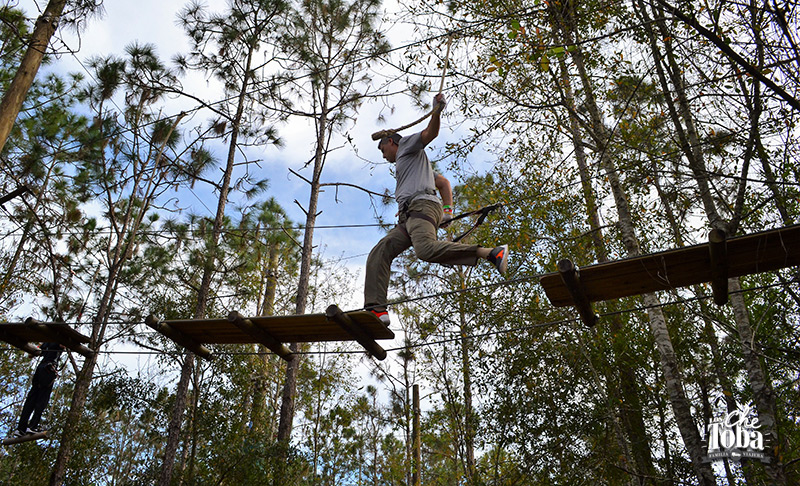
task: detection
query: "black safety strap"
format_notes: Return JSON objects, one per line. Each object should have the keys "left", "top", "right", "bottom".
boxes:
{"left": 443, "top": 203, "right": 503, "bottom": 242}
{"left": 408, "top": 211, "right": 438, "bottom": 227}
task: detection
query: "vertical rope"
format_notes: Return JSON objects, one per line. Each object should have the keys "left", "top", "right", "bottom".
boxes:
{"left": 438, "top": 35, "right": 453, "bottom": 94}
{"left": 371, "top": 32, "right": 456, "bottom": 140}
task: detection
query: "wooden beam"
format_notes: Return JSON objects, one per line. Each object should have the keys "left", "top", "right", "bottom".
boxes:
{"left": 325, "top": 305, "right": 387, "bottom": 360}
{"left": 145, "top": 315, "right": 213, "bottom": 361}
{"left": 24, "top": 318, "right": 94, "bottom": 358}
{"left": 541, "top": 224, "right": 800, "bottom": 307}
{"left": 2, "top": 431, "right": 47, "bottom": 445}
{"left": 0, "top": 185, "right": 29, "bottom": 207}
{"left": 708, "top": 229, "right": 729, "bottom": 305}
{"left": 557, "top": 259, "right": 598, "bottom": 327}
{"left": 161, "top": 312, "right": 393, "bottom": 344}
{"left": 0, "top": 328, "right": 41, "bottom": 356}
{"left": 227, "top": 311, "right": 293, "bottom": 361}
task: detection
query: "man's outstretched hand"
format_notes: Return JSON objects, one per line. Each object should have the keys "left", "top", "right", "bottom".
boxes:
{"left": 433, "top": 93, "right": 447, "bottom": 113}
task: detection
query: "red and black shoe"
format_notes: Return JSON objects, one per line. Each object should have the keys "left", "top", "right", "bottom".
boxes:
{"left": 369, "top": 308, "right": 390, "bottom": 326}
{"left": 488, "top": 245, "right": 508, "bottom": 274}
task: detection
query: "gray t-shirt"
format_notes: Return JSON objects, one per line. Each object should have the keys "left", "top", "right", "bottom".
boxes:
{"left": 394, "top": 132, "right": 440, "bottom": 208}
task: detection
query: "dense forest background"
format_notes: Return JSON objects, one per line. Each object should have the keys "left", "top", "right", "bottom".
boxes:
{"left": 0, "top": 0, "right": 798, "bottom": 484}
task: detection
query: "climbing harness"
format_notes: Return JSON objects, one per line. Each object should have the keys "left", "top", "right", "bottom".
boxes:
{"left": 396, "top": 202, "right": 503, "bottom": 242}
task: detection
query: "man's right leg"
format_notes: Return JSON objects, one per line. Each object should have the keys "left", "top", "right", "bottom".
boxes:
{"left": 22, "top": 366, "right": 55, "bottom": 432}
{"left": 17, "top": 387, "right": 35, "bottom": 433}
{"left": 364, "top": 225, "right": 411, "bottom": 322}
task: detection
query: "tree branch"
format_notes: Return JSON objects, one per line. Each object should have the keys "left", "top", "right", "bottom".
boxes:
{"left": 653, "top": 0, "right": 800, "bottom": 112}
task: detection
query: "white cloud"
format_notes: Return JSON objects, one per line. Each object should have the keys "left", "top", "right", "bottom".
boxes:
{"left": 13, "top": 0, "right": 496, "bottom": 319}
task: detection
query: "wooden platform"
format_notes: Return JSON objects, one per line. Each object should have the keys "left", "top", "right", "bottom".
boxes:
{"left": 540, "top": 225, "right": 800, "bottom": 325}
{"left": 0, "top": 318, "right": 93, "bottom": 358}
{"left": 2, "top": 431, "right": 47, "bottom": 446}
{"left": 146, "top": 305, "right": 395, "bottom": 361}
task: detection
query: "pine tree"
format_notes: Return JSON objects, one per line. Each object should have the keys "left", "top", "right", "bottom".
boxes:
{"left": 271, "top": 0, "right": 389, "bottom": 464}
{"left": 158, "top": 1, "right": 287, "bottom": 482}
{"left": 0, "top": 0, "right": 101, "bottom": 152}
{"left": 49, "top": 44, "right": 211, "bottom": 485}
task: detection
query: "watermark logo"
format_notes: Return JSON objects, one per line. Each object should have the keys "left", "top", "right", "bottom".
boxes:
{"left": 704, "top": 399, "right": 768, "bottom": 463}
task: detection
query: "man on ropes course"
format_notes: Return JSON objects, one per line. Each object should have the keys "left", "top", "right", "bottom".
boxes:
{"left": 365, "top": 93, "right": 508, "bottom": 325}
{"left": 13, "top": 342, "right": 64, "bottom": 437}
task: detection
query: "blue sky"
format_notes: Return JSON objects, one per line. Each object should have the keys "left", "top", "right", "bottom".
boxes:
{"left": 12, "top": 0, "right": 497, "bottom": 319}
{"left": 5, "top": 0, "right": 502, "bottom": 420}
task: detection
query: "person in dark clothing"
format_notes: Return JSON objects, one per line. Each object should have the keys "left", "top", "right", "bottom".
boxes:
{"left": 14, "top": 342, "right": 64, "bottom": 436}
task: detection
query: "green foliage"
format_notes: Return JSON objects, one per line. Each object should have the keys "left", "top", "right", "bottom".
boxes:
{"left": 1, "top": 0, "right": 800, "bottom": 484}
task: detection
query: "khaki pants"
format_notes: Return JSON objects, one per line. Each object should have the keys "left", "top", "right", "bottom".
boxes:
{"left": 364, "top": 199, "right": 479, "bottom": 309}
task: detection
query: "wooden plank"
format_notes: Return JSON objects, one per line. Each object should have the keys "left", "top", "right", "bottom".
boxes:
{"left": 0, "top": 322, "right": 55, "bottom": 343}
{"left": 709, "top": 229, "right": 729, "bottom": 305}
{"left": 43, "top": 322, "right": 91, "bottom": 344}
{"left": 541, "top": 224, "right": 800, "bottom": 307}
{"left": 556, "top": 259, "right": 597, "bottom": 327}
{"left": 0, "top": 327, "right": 42, "bottom": 356}
{"left": 25, "top": 318, "right": 94, "bottom": 358}
{"left": 325, "top": 305, "right": 388, "bottom": 360}
{"left": 2, "top": 431, "right": 47, "bottom": 445}
{"left": 145, "top": 315, "right": 213, "bottom": 360}
{"left": 163, "top": 310, "right": 394, "bottom": 345}
{"left": 0, "top": 321, "right": 93, "bottom": 358}
{"left": 228, "top": 311, "right": 293, "bottom": 361}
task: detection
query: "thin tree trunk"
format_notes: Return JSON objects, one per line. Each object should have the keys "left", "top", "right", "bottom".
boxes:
{"left": 654, "top": 165, "right": 760, "bottom": 485}
{"left": 50, "top": 107, "right": 180, "bottom": 485}
{"left": 403, "top": 354, "right": 413, "bottom": 486}
{"left": 48, "top": 351, "right": 97, "bottom": 484}
{"left": 158, "top": 33, "right": 257, "bottom": 486}
{"left": 276, "top": 97, "right": 329, "bottom": 457}
{"left": 641, "top": 2, "right": 788, "bottom": 481}
{"left": 556, "top": 51, "right": 658, "bottom": 485}
{"left": 158, "top": 354, "right": 194, "bottom": 485}
{"left": 644, "top": 6, "right": 725, "bottom": 232}
{"left": 729, "top": 278, "right": 787, "bottom": 484}
{"left": 0, "top": 160, "right": 58, "bottom": 299}
{"left": 458, "top": 298, "right": 477, "bottom": 484}
{"left": 251, "top": 243, "right": 280, "bottom": 431}
{"left": 0, "top": 0, "right": 66, "bottom": 153}
{"left": 554, "top": 4, "right": 715, "bottom": 481}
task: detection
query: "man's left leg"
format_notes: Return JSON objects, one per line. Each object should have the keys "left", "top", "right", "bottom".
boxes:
{"left": 28, "top": 367, "right": 56, "bottom": 432}
{"left": 364, "top": 225, "right": 412, "bottom": 324}
{"left": 406, "top": 200, "right": 480, "bottom": 266}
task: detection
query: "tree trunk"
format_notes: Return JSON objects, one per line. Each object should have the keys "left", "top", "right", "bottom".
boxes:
{"left": 276, "top": 100, "right": 329, "bottom": 454}
{"left": 158, "top": 354, "right": 194, "bottom": 485}
{"left": 457, "top": 272, "right": 476, "bottom": 484}
{"left": 556, "top": 6, "right": 715, "bottom": 481}
{"left": 251, "top": 242, "right": 280, "bottom": 431}
{"left": 640, "top": 3, "right": 788, "bottom": 481}
{"left": 158, "top": 33, "right": 256, "bottom": 486}
{"left": 51, "top": 205, "right": 148, "bottom": 483}
{"left": 49, "top": 351, "right": 98, "bottom": 485}
{"left": 729, "top": 278, "right": 787, "bottom": 483}
{"left": 654, "top": 163, "right": 761, "bottom": 484}
{"left": 0, "top": 0, "right": 67, "bottom": 153}
{"left": 49, "top": 96, "right": 180, "bottom": 485}
{"left": 556, "top": 51, "right": 659, "bottom": 484}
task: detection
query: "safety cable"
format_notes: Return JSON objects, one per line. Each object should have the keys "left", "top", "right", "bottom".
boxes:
{"left": 1, "top": 277, "right": 794, "bottom": 360}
